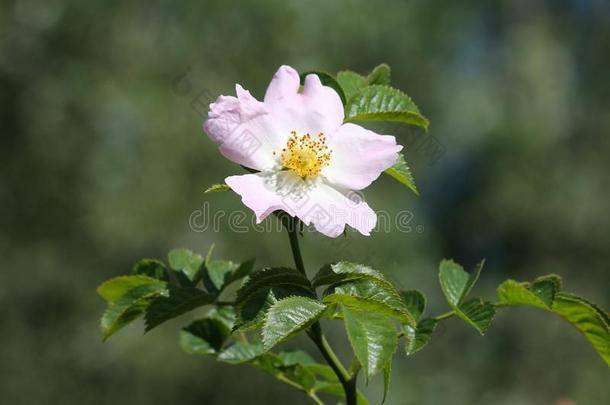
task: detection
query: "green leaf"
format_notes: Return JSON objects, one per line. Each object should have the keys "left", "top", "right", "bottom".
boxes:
{"left": 218, "top": 341, "right": 266, "bottom": 364}
{"left": 497, "top": 277, "right": 610, "bottom": 366}
{"left": 344, "top": 85, "right": 429, "bottom": 130}
{"left": 97, "top": 275, "right": 163, "bottom": 303}
{"left": 204, "top": 183, "right": 230, "bottom": 193}
{"left": 439, "top": 259, "right": 493, "bottom": 335}
{"left": 342, "top": 306, "right": 398, "bottom": 379}
{"left": 324, "top": 279, "right": 416, "bottom": 326}
{"left": 179, "top": 318, "right": 231, "bottom": 355}
{"left": 263, "top": 296, "right": 328, "bottom": 350}
{"left": 552, "top": 293, "right": 610, "bottom": 366}
{"left": 336, "top": 70, "right": 367, "bottom": 102}
{"left": 203, "top": 258, "right": 256, "bottom": 293}
{"left": 131, "top": 259, "right": 169, "bottom": 281}
{"left": 247, "top": 351, "right": 319, "bottom": 393}
{"left": 531, "top": 275, "right": 562, "bottom": 307}
{"left": 278, "top": 350, "right": 315, "bottom": 366}
{"left": 366, "top": 63, "right": 391, "bottom": 86}
{"left": 497, "top": 279, "right": 554, "bottom": 310}
{"left": 312, "top": 261, "right": 390, "bottom": 288}
{"left": 144, "top": 286, "right": 215, "bottom": 331}
{"left": 382, "top": 359, "right": 392, "bottom": 404}
{"left": 231, "top": 258, "right": 257, "bottom": 282}
{"left": 234, "top": 267, "right": 314, "bottom": 331}
{"left": 203, "top": 260, "right": 239, "bottom": 293}
{"left": 384, "top": 153, "right": 418, "bottom": 195}
{"left": 300, "top": 70, "right": 346, "bottom": 105}
{"left": 456, "top": 298, "right": 496, "bottom": 335}
{"left": 206, "top": 306, "right": 236, "bottom": 330}
{"left": 100, "top": 281, "right": 167, "bottom": 340}
{"left": 314, "top": 383, "right": 370, "bottom": 405}
{"left": 168, "top": 249, "right": 204, "bottom": 284}
{"left": 400, "top": 289, "right": 426, "bottom": 320}
{"left": 439, "top": 259, "right": 484, "bottom": 307}
{"left": 403, "top": 318, "right": 437, "bottom": 355}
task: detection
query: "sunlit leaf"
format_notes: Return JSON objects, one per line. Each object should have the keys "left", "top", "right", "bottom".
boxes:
{"left": 344, "top": 85, "right": 429, "bottom": 129}
{"left": 342, "top": 305, "right": 398, "bottom": 379}
{"left": 384, "top": 153, "right": 418, "bottom": 195}
{"left": 262, "top": 296, "right": 327, "bottom": 350}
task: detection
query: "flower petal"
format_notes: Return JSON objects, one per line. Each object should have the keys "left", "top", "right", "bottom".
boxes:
{"left": 323, "top": 123, "right": 403, "bottom": 190}
{"left": 226, "top": 172, "right": 376, "bottom": 238}
{"left": 301, "top": 182, "right": 377, "bottom": 238}
{"left": 204, "top": 84, "right": 285, "bottom": 171}
{"left": 225, "top": 172, "right": 299, "bottom": 223}
{"left": 264, "top": 66, "right": 344, "bottom": 136}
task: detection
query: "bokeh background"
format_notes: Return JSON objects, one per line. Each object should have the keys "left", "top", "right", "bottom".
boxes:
{"left": 2, "top": 0, "right": 609, "bottom": 404}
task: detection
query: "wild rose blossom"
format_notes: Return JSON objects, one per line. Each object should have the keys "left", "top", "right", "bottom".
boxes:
{"left": 203, "top": 65, "right": 402, "bottom": 237}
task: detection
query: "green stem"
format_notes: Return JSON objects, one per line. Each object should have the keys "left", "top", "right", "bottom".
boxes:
{"left": 434, "top": 310, "right": 455, "bottom": 321}
{"left": 282, "top": 215, "right": 357, "bottom": 405}
{"left": 284, "top": 214, "right": 306, "bottom": 275}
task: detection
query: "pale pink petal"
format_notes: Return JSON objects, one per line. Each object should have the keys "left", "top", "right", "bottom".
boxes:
{"left": 226, "top": 172, "right": 376, "bottom": 237}
{"left": 225, "top": 172, "right": 300, "bottom": 223}
{"left": 264, "top": 66, "right": 344, "bottom": 136}
{"left": 264, "top": 65, "right": 301, "bottom": 104}
{"left": 204, "top": 84, "right": 285, "bottom": 171}
{"left": 299, "top": 182, "right": 377, "bottom": 237}
{"left": 323, "top": 123, "right": 403, "bottom": 190}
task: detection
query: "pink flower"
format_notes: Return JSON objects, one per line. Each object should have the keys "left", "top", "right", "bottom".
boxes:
{"left": 204, "top": 65, "right": 402, "bottom": 238}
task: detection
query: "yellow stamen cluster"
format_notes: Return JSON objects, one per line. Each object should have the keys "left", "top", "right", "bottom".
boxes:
{"left": 279, "top": 131, "right": 331, "bottom": 178}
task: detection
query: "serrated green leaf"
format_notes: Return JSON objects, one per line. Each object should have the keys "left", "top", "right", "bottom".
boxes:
{"left": 384, "top": 153, "right": 418, "bottom": 195}
{"left": 168, "top": 249, "right": 204, "bottom": 284}
{"left": 144, "top": 286, "right": 215, "bottom": 331}
{"left": 231, "top": 258, "right": 256, "bottom": 282}
{"left": 131, "top": 259, "right": 169, "bottom": 281}
{"left": 203, "top": 260, "right": 239, "bottom": 293}
{"left": 179, "top": 317, "right": 231, "bottom": 355}
{"left": 456, "top": 298, "right": 496, "bottom": 335}
{"left": 300, "top": 70, "right": 346, "bottom": 105}
{"left": 439, "top": 259, "right": 484, "bottom": 307}
{"left": 367, "top": 63, "right": 391, "bottom": 86}
{"left": 382, "top": 359, "right": 392, "bottom": 404}
{"left": 204, "top": 183, "right": 230, "bottom": 193}
{"left": 344, "top": 85, "right": 429, "bottom": 129}
{"left": 552, "top": 293, "right": 610, "bottom": 366}
{"left": 97, "top": 275, "right": 163, "bottom": 303}
{"left": 262, "top": 296, "right": 327, "bottom": 350}
{"left": 342, "top": 306, "right": 398, "bottom": 379}
{"left": 100, "top": 281, "right": 167, "bottom": 340}
{"left": 531, "top": 275, "right": 562, "bottom": 307}
{"left": 218, "top": 341, "right": 266, "bottom": 364}
{"left": 278, "top": 350, "right": 315, "bottom": 366}
{"left": 400, "top": 289, "right": 426, "bottom": 321}
{"left": 206, "top": 306, "right": 236, "bottom": 330}
{"left": 324, "top": 279, "right": 416, "bottom": 326}
{"left": 403, "top": 318, "right": 438, "bottom": 355}
{"left": 336, "top": 70, "right": 367, "bottom": 102}
{"left": 497, "top": 279, "right": 551, "bottom": 309}
{"left": 304, "top": 363, "right": 338, "bottom": 382}
{"left": 497, "top": 277, "right": 609, "bottom": 366}
{"left": 312, "top": 261, "right": 390, "bottom": 288}
{"left": 234, "top": 267, "right": 314, "bottom": 331}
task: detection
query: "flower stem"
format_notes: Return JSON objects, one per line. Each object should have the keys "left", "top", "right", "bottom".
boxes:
{"left": 283, "top": 214, "right": 306, "bottom": 275}
{"left": 282, "top": 215, "right": 357, "bottom": 405}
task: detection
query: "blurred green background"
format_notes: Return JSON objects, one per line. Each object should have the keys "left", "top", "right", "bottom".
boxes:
{"left": 2, "top": 0, "right": 609, "bottom": 404}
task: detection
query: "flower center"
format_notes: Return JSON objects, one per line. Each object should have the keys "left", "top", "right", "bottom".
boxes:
{"left": 278, "top": 131, "right": 331, "bottom": 178}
